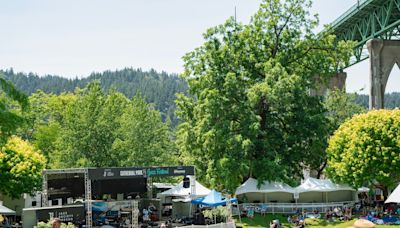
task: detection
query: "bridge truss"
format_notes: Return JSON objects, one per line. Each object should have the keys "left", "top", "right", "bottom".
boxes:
{"left": 331, "top": 0, "right": 400, "bottom": 67}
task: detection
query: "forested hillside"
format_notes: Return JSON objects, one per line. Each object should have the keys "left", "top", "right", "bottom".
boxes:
{"left": 2, "top": 68, "right": 188, "bottom": 126}
{"left": 3, "top": 68, "right": 399, "bottom": 129}
{"left": 355, "top": 92, "right": 400, "bottom": 109}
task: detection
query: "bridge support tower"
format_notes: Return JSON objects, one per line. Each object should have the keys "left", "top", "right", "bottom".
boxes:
{"left": 367, "top": 39, "right": 400, "bottom": 109}
{"left": 311, "top": 72, "right": 347, "bottom": 96}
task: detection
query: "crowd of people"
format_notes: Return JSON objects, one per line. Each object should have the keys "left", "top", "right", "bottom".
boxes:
{"left": 324, "top": 207, "right": 353, "bottom": 221}
{"left": 358, "top": 204, "right": 400, "bottom": 225}
{"left": 0, "top": 217, "right": 11, "bottom": 228}
{"left": 286, "top": 209, "right": 319, "bottom": 227}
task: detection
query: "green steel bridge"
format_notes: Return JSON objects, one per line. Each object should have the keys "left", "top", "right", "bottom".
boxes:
{"left": 331, "top": 0, "right": 400, "bottom": 67}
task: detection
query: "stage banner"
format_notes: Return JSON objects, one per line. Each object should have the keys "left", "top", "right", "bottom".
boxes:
{"left": 146, "top": 166, "right": 195, "bottom": 177}
{"left": 89, "top": 167, "right": 145, "bottom": 180}
{"left": 88, "top": 166, "right": 195, "bottom": 180}
{"left": 36, "top": 205, "right": 85, "bottom": 224}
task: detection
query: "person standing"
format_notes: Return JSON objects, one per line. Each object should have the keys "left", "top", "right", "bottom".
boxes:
{"left": 4, "top": 217, "right": 10, "bottom": 228}
{"left": 52, "top": 218, "right": 62, "bottom": 228}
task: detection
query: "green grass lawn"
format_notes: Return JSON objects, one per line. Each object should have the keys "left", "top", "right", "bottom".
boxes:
{"left": 235, "top": 214, "right": 400, "bottom": 228}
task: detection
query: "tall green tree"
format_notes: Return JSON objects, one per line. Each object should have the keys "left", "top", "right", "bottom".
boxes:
{"left": 22, "top": 91, "right": 76, "bottom": 160}
{"left": 327, "top": 110, "right": 400, "bottom": 198}
{"left": 55, "top": 82, "right": 129, "bottom": 168}
{"left": 0, "top": 75, "right": 28, "bottom": 146}
{"left": 113, "top": 95, "right": 175, "bottom": 167}
{"left": 0, "top": 76, "right": 44, "bottom": 198}
{"left": 310, "top": 90, "right": 366, "bottom": 177}
{"left": 176, "top": 0, "right": 354, "bottom": 192}
{"left": 324, "top": 90, "right": 366, "bottom": 131}
{"left": 48, "top": 81, "right": 175, "bottom": 168}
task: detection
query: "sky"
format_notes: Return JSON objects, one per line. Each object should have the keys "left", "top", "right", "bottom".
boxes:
{"left": 0, "top": 0, "right": 398, "bottom": 93}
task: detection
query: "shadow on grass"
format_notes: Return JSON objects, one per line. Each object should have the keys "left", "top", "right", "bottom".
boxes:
{"left": 235, "top": 214, "right": 291, "bottom": 228}
{"left": 236, "top": 215, "right": 399, "bottom": 228}
{"left": 304, "top": 218, "right": 354, "bottom": 227}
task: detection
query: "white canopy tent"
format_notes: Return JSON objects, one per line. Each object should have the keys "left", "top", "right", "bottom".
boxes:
{"left": 159, "top": 179, "right": 211, "bottom": 198}
{"left": 385, "top": 183, "right": 400, "bottom": 204}
{"left": 357, "top": 187, "right": 370, "bottom": 193}
{"left": 159, "top": 179, "right": 211, "bottom": 218}
{"left": 0, "top": 202, "right": 16, "bottom": 215}
{"left": 235, "top": 178, "right": 296, "bottom": 203}
{"left": 295, "top": 178, "right": 356, "bottom": 203}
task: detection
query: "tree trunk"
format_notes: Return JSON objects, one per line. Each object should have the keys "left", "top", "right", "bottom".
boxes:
{"left": 374, "top": 184, "right": 389, "bottom": 201}
{"left": 256, "top": 97, "right": 268, "bottom": 156}
{"left": 382, "top": 186, "right": 389, "bottom": 201}
{"left": 316, "top": 160, "right": 327, "bottom": 179}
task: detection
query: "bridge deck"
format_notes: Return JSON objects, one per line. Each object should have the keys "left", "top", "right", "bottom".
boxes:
{"left": 329, "top": 0, "right": 400, "bottom": 66}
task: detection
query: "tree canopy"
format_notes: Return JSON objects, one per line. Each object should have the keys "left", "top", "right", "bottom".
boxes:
{"left": 113, "top": 95, "right": 176, "bottom": 167}
{"left": 0, "top": 75, "right": 28, "bottom": 146}
{"left": 0, "top": 136, "right": 46, "bottom": 198}
{"left": 55, "top": 82, "right": 129, "bottom": 167}
{"left": 307, "top": 90, "right": 367, "bottom": 178}
{"left": 0, "top": 75, "right": 47, "bottom": 198}
{"left": 3, "top": 69, "right": 400, "bottom": 130}
{"left": 176, "top": 0, "right": 354, "bottom": 192}
{"left": 0, "top": 77, "right": 176, "bottom": 196}
{"left": 2, "top": 68, "right": 187, "bottom": 127}
{"left": 324, "top": 90, "right": 366, "bottom": 131}
{"left": 327, "top": 110, "right": 400, "bottom": 195}
{"left": 22, "top": 81, "right": 175, "bottom": 169}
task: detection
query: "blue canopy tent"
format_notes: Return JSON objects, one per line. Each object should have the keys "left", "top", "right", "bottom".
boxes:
{"left": 191, "top": 190, "right": 238, "bottom": 224}
{"left": 191, "top": 190, "right": 238, "bottom": 207}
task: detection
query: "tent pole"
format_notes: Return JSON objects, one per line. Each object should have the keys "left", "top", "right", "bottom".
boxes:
{"left": 239, "top": 209, "right": 242, "bottom": 224}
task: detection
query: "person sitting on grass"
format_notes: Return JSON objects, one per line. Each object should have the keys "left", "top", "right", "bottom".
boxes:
{"left": 325, "top": 209, "right": 331, "bottom": 220}
{"left": 268, "top": 220, "right": 280, "bottom": 228}
{"left": 344, "top": 207, "right": 352, "bottom": 221}
{"left": 287, "top": 215, "right": 292, "bottom": 224}
{"left": 299, "top": 212, "right": 305, "bottom": 221}
{"left": 291, "top": 215, "right": 299, "bottom": 225}
{"left": 247, "top": 208, "right": 254, "bottom": 219}
{"left": 296, "top": 220, "right": 305, "bottom": 228}
{"left": 302, "top": 209, "right": 307, "bottom": 218}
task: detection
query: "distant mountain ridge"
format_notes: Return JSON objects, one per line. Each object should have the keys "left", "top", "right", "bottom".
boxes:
{"left": 1, "top": 68, "right": 188, "bottom": 127}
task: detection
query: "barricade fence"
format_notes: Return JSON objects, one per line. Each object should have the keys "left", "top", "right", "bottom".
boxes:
{"left": 234, "top": 201, "right": 355, "bottom": 214}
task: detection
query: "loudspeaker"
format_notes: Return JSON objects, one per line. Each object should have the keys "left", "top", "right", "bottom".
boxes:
{"left": 183, "top": 177, "right": 190, "bottom": 188}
